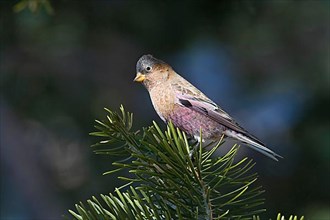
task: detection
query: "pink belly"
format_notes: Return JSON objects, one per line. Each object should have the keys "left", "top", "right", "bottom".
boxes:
{"left": 167, "top": 106, "right": 224, "bottom": 140}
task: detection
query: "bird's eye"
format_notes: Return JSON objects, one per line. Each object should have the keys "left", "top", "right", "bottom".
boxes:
{"left": 146, "top": 66, "right": 152, "bottom": 71}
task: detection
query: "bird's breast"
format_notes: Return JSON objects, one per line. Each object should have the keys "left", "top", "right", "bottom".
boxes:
{"left": 148, "top": 83, "right": 225, "bottom": 140}
{"left": 149, "top": 84, "right": 176, "bottom": 122}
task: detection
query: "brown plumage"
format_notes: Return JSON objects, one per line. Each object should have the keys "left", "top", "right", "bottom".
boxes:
{"left": 134, "top": 54, "right": 282, "bottom": 161}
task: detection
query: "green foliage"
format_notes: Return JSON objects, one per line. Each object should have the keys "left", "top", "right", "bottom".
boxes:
{"left": 68, "top": 106, "right": 304, "bottom": 220}
{"left": 274, "top": 214, "right": 304, "bottom": 220}
{"left": 13, "top": 0, "right": 54, "bottom": 15}
{"left": 252, "top": 214, "right": 305, "bottom": 220}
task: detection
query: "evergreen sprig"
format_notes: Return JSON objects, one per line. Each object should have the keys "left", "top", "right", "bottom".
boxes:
{"left": 68, "top": 105, "right": 304, "bottom": 220}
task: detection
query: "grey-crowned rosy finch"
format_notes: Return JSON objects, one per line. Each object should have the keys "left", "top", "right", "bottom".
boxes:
{"left": 134, "top": 54, "right": 282, "bottom": 161}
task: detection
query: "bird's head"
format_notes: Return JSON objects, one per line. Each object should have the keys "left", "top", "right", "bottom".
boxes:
{"left": 134, "top": 54, "right": 173, "bottom": 90}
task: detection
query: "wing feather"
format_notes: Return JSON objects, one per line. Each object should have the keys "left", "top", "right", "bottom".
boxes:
{"left": 170, "top": 75, "right": 281, "bottom": 161}
{"left": 176, "top": 93, "right": 265, "bottom": 146}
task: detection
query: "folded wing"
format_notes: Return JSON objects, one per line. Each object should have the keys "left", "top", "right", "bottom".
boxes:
{"left": 175, "top": 92, "right": 282, "bottom": 161}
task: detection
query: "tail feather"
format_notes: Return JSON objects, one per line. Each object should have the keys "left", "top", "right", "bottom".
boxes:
{"left": 224, "top": 130, "right": 282, "bottom": 161}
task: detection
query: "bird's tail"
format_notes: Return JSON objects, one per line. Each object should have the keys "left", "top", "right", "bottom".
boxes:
{"left": 224, "top": 131, "right": 282, "bottom": 161}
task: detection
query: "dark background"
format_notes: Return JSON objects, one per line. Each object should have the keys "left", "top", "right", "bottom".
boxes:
{"left": 1, "top": 0, "right": 329, "bottom": 219}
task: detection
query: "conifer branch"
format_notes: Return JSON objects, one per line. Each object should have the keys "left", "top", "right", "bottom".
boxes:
{"left": 68, "top": 105, "right": 304, "bottom": 220}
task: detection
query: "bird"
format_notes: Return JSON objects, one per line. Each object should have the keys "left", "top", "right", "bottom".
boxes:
{"left": 133, "top": 54, "right": 282, "bottom": 161}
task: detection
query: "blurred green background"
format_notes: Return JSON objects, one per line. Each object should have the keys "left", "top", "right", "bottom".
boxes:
{"left": 0, "top": 0, "right": 329, "bottom": 219}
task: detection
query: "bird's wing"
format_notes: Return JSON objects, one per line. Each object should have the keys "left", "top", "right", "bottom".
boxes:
{"left": 170, "top": 77, "right": 282, "bottom": 161}
{"left": 175, "top": 93, "right": 243, "bottom": 132}
{"left": 174, "top": 91, "right": 265, "bottom": 146}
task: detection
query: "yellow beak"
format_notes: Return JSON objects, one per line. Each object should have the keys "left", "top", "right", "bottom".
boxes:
{"left": 133, "top": 72, "right": 146, "bottom": 82}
